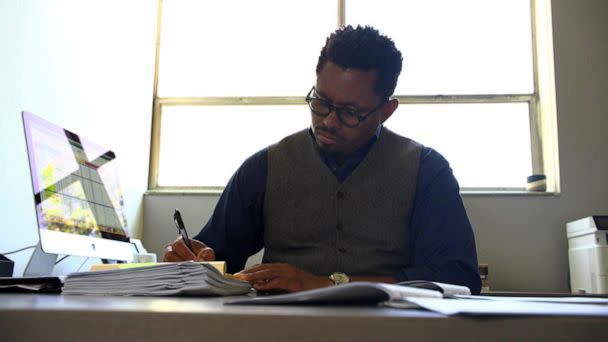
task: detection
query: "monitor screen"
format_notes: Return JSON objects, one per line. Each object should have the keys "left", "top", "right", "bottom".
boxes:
{"left": 22, "top": 111, "right": 134, "bottom": 262}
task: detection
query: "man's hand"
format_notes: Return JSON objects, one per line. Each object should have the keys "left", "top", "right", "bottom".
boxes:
{"left": 234, "top": 263, "right": 333, "bottom": 293}
{"left": 163, "top": 236, "right": 216, "bottom": 262}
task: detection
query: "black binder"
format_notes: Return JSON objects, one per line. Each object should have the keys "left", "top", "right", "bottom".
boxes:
{"left": 0, "top": 276, "right": 63, "bottom": 293}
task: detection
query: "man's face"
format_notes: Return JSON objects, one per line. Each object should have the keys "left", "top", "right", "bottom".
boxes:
{"left": 311, "top": 61, "right": 389, "bottom": 157}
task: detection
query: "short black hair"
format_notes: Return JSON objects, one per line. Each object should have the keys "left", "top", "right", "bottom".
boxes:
{"left": 316, "top": 25, "right": 403, "bottom": 100}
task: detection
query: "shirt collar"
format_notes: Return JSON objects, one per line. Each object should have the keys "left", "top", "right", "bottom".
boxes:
{"left": 308, "top": 125, "right": 383, "bottom": 182}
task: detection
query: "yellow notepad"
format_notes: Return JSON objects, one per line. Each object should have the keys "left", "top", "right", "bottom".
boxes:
{"left": 90, "top": 261, "right": 227, "bottom": 275}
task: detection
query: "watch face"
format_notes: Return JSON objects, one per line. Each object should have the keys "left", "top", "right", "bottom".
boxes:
{"left": 331, "top": 272, "right": 350, "bottom": 285}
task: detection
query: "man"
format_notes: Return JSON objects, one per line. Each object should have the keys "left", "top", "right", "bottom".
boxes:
{"left": 165, "top": 25, "right": 481, "bottom": 295}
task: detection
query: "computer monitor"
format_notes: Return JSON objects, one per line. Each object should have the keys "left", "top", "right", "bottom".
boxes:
{"left": 22, "top": 111, "right": 134, "bottom": 275}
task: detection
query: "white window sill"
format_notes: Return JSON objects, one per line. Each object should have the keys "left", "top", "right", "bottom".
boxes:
{"left": 145, "top": 187, "right": 559, "bottom": 197}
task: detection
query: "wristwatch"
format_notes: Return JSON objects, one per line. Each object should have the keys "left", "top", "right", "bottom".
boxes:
{"left": 329, "top": 272, "right": 350, "bottom": 285}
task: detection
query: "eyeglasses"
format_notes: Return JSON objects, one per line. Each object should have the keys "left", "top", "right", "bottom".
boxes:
{"left": 305, "top": 86, "right": 386, "bottom": 128}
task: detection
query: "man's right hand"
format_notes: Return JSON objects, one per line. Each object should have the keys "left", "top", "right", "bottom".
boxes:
{"left": 163, "top": 236, "right": 216, "bottom": 262}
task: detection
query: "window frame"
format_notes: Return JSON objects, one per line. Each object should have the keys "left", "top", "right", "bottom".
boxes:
{"left": 148, "top": 0, "right": 559, "bottom": 194}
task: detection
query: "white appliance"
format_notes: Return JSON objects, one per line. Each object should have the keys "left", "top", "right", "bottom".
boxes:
{"left": 567, "top": 216, "right": 608, "bottom": 294}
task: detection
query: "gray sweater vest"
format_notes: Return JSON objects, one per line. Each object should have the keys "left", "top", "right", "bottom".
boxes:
{"left": 263, "top": 128, "right": 422, "bottom": 277}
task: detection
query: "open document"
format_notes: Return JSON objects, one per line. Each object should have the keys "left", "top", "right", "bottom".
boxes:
{"left": 226, "top": 280, "right": 608, "bottom": 317}
{"left": 226, "top": 281, "right": 468, "bottom": 305}
{"left": 63, "top": 261, "right": 252, "bottom": 296}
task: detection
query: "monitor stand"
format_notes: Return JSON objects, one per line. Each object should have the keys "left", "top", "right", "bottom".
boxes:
{"left": 23, "top": 242, "right": 57, "bottom": 276}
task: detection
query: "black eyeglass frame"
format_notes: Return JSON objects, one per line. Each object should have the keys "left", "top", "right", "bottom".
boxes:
{"left": 305, "top": 86, "right": 387, "bottom": 128}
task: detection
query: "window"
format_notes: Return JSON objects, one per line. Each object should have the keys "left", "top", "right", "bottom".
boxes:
{"left": 149, "top": 0, "right": 558, "bottom": 192}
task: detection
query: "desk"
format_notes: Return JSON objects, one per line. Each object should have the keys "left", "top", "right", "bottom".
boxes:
{"left": 0, "top": 294, "right": 606, "bottom": 341}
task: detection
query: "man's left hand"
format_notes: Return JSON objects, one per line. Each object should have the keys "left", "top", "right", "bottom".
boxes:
{"left": 235, "top": 263, "right": 332, "bottom": 293}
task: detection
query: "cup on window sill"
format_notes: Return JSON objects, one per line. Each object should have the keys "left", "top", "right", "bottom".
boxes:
{"left": 526, "top": 174, "right": 546, "bottom": 192}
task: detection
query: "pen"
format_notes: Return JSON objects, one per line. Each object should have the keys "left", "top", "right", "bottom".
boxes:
{"left": 173, "top": 209, "right": 196, "bottom": 254}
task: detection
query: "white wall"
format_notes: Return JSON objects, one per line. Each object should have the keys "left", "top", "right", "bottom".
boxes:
{"left": 0, "top": 0, "right": 157, "bottom": 276}
{"left": 143, "top": 0, "right": 608, "bottom": 292}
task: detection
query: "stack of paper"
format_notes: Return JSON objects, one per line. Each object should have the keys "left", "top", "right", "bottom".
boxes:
{"left": 63, "top": 262, "right": 252, "bottom": 296}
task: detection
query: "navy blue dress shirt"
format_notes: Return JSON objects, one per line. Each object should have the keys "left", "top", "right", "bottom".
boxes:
{"left": 194, "top": 127, "right": 481, "bottom": 294}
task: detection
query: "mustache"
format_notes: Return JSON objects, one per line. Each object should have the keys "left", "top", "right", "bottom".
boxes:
{"left": 313, "top": 124, "right": 343, "bottom": 141}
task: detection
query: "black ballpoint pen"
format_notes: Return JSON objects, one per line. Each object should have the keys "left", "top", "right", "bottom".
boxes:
{"left": 173, "top": 209, "right": 196, "bottom": 254}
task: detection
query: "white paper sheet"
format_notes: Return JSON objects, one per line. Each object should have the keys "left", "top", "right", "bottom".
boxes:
{"left": 455, "top": 295, "right": 608, "bottom": 305}
{"left": 405, "top": 297, "right": 608, "bottom": 317}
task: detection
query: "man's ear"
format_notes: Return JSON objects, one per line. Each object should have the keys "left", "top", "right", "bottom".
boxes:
{"left": 380, "top": 98, "right": 399, "bottom": 123}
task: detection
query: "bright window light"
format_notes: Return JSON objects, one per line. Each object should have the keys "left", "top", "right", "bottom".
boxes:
{"left": 157, "top": 0, "right": 337, "bottom": 97}
{"left": 153, "top": 0, "right": 547, "bottom": 190}
{"left": 346, "top": 0, "right": 534, "bottom": 95}
{"left": 386, "top": 103, "right": 532, "bottom": 188}
{"left": 158, "top": 105, "right": 310, "bottom": 187}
